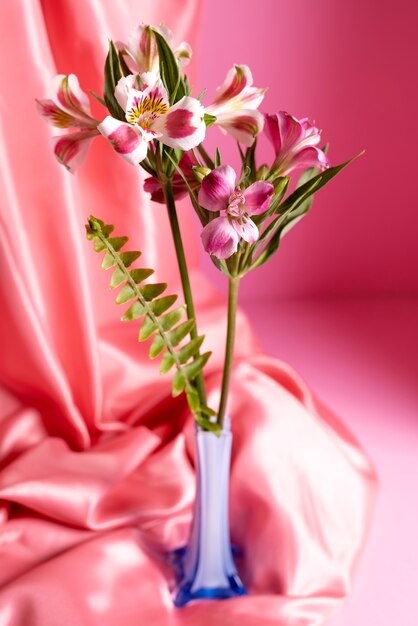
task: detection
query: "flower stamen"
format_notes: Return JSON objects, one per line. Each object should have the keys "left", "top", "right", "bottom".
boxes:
{"left": 126, "top": 94, "right": 169, "bottom": 127}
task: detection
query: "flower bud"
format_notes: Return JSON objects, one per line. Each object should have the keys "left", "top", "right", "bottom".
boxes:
{"left": 256, "top": 164, "right": 270, "bottom": 180}
{"left": 192, "top": 166, "right": 211, "bottom": 183}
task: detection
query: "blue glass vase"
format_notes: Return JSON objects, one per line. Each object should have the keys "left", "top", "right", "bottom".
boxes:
{"left": 173, "top": 418, "right": 247, "bottom": 606}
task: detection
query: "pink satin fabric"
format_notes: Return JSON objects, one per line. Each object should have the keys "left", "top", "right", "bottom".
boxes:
{"left": 0, "top": 1, "right": 376, "bottom": 624}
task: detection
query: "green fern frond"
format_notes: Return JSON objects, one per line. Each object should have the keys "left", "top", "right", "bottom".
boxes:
{"left": 86, "top": 215, "right": 218, "bottom": 433}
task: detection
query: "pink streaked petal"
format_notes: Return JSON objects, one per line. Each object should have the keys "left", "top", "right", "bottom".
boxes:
{"left": 198, "top": 165, "right": 237, "bottom": 212}
{"left": 98, "top": 116, "right": 148, "bottom": 165}
{"left": 154, "top": 96, "right": 205, "bottom": 150}
{"left": 52, "top": 74, "right": 93, "bottom": 122}
{"left": 127, "top": 24, "right": 159, "bottom": 73}
{"left": 264, "top": 113, "right": 282, "bottom": 156}
{"left": 213, "top": 65, "right": 253, "bottom": 105}
{"left": 287, "top": 146, "right": 330, "bottom": 173}
{"left": 36, "top": 99, "right": 77, "bottom": 129}
{"left": 207, "top": 91, "right": 266, "bottom": 121}
{"left": 243, "top": 181, "right": 274, "bottom": 215}
{"left": 231, "top": 216, "right": 259, "bottom": 244}
{"left": 235, "top": 86, "right": 266, "bottom": 110}
{"left": 300, "top": 117, "right": 320, "bottom": 138}
{"left": 215, "top": 109, "right": 265, "bottom": 146}
{"left": 277, "top": 111, "right": 305, "bottom": 151}
{"left": 50, "top": 130, "right": 98, "bottom": 173}
{"left": 201, "top": 216, "right": 240, "bottom": 259}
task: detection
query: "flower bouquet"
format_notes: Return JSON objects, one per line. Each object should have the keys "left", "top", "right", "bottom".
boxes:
{"left": 37, "top": 23, "right": 359, "bottom": 607}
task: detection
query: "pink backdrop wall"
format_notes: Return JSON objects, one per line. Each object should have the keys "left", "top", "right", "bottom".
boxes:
{"left": 195, "top": 0, "right": 418, "bottom": 298}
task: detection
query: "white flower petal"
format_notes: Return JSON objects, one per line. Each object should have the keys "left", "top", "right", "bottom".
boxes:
{"left": 153, "top": 96, "right": 205, "bottom": 151}
{"left": 98, "top": 116, "right": 148, "bottom": 165}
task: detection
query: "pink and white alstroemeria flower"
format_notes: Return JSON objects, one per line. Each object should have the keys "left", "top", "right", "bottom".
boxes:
{"left": 98, "top": 74, "right": 205, "bottom": 166}
{"left": 37, "top": 74, "right": 100, "bottom": 172}
{"left": 205, "top": 65, "right": 266, "bottom": 147}
{"left": 264, "top": 111, "right": 330, "bottom": 176}
{"left": 199, "top": 165, "right": 274, "bottom": 259}
{"left": 123, "top": 23, "right": 191, "bottom": 74}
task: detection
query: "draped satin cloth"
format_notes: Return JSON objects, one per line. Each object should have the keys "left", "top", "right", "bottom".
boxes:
{"left": 0, "top": 1, "right": 376, "bottom": 625}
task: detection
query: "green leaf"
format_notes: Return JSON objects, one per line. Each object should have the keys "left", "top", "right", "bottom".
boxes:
{"left": 101, "top": 223, "right": 115, "bottom": 237}
{"left": 172, "top": 371, "right": 186, "bottom": 397}
{"left": 129, "top": 268, "right": 154, "bottom": 283}
{"left": 138, "top": 283, "right": 167, "bottom": 301}
{"left": 200, "top": 405, "right": 217, "bottom": 418}
{"left": 209, "top": 255, "right": 233, "bottom": 278}
{"left": 214, "top": 147, "right": 221, "bottom": 168}
{"left": 103, "top": 40, "right": 125, "bottom": 121}
{"left": 119, "top": 251, "right": 141, "bottom": 267}
{"left": 177, "top": 336, "right": 205, "bottom": 364}
{"left": 159, "top": 306, "right": 185, "bottom": 331}
{"left": 246, "top": 139, "right": 257, "bottom": 182}
{"left": 160, "top": 351, "right": 175, "bottom": 374}
{"left": 108, "top": 236, "right": 128, "bottom": 251}
{"left": 101, "top": 251, "right": 117, "bottom": 270}
{"left": 138, "top": 315, "right": 157, "bottom": 341}
{"left": 276, "top": 153, "right": 363, "bottom": 218}
{"left": 167, "top": 319, "right": 194, "bottom": 346}
{"left": 186, "top": 386, "right": 200, "bottom": 412}
{"left": 122, "top": 301, "right": 146, "bottom": 321}
{"left": 182, "top": 352, "right": 211, "bottom": 380}
{"left": 195, "top": 414, "right": 221, "bottom": 434}
{"left": 110, "top": 267, "right": 126, "bottom": 288}
{"left": 115, "top": 283, "right": 136, "bottom": 304}
{"left": 273, "top": 176, "right": 290, "bottom": 202}
{"left": 151, "top": 294, "right": 178, "bottom": 316}
{"left": 204, "top": 113, "right": 217, "bottom": 127}
{"left": 182, "top": 74, "right": 192, "bottom": 96}
{"left": 149, "top": 334, "right": 166, "bottom": 359}
{"left": 93, "top": 238, "right": 106, "bottom": 252}
{"left": 153, "top": 29, "right": 184, "bottom": 103}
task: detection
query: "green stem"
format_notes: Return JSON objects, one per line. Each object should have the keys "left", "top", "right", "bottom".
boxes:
{"left": 217, "top": 275, "right": 240, "bottom": 428}
{"left": 197, "top": 144, "right": 215, "bottom": 169}
{"left": 163, "top": 179, "right": 207, "bottom": 406}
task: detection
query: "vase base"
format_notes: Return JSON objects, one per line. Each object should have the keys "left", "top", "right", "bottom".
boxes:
{"left": 170, "top": 547, "right": 247, "bottom": 607}
{"left": 174, "top": 575, "right": 247, "bottom": 607}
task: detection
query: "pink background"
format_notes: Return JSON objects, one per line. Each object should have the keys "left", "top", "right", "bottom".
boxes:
{"left": 195, "top": 1, "right": 417, "bottom": 625}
